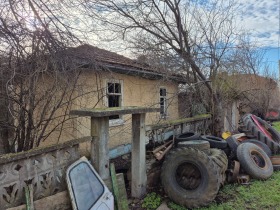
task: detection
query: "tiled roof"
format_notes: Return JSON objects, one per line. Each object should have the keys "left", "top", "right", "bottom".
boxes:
{"left": 63, "top": 44, "right": 187, "bottom": 83}
{"left": 66, "top": 44, "right": 157, "bottom": 72}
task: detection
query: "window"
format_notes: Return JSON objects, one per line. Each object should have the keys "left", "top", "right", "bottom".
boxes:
{"left": 160, "top": 88, "right": 167, "bottom": 118}
{"left": 106, "top": 81, "right": 123, "bottom": 124}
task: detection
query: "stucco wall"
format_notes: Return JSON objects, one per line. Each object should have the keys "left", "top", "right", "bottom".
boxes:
{"left": 41, "top": 70, "right": 179, "bottom": 153}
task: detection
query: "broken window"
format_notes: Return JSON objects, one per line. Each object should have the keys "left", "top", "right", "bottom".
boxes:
{"left": 107, "top": 81, "right": 123, "bottom": 124}
{"left": 160, "top": 88, "right": 167, "bottom": 118}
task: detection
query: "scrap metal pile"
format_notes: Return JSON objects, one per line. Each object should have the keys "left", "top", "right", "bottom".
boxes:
{"left": 157, "top": 113, "right": 280, "bottom": 209}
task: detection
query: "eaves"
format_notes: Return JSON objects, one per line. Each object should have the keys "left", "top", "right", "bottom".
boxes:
{"left": 104, "top": 64, "right": 187, "bottom": 84}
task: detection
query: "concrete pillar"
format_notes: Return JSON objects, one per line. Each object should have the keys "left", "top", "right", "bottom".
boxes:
{"left": 90, "top": 117, "right": 110, "bottom": 180}
{"left": 131, "top": 113, "right": 147, "bottom": 198}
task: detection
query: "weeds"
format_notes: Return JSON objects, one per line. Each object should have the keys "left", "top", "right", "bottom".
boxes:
{"left": 272, "top": 121, "right": 280, "bottom": 132}
{"left": 142, "top": 192, "right": 162, "bottom": 210}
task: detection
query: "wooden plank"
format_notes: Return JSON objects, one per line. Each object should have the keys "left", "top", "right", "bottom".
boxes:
{"left": 110, "top": 163, "right": 129, "bottom": 210}
{"left": 131, "top": 113, "right": 147, "bottom": 198}
{"left": 91, "top": 116, "right": 110, "bottom": 180}
{"left": 116, "top": 173, "right": 129, "bottom": 210}
{"left": 70, "top": 106, "right": 160, "bottom": 117}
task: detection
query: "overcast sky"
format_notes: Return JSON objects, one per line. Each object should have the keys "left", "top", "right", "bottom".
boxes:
{"left": 235, "top": 0, "right": 279, "bottom": 74}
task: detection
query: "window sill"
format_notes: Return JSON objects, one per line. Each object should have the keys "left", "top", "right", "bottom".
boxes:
{"left": 160, "top": 115, "right": 169, "bottom": 120}
{"left": 109, "top": 119, "right": 125, "bottom": 127}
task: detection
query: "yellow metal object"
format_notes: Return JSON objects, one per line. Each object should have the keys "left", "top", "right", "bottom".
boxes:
{"left": 222, "top": 131, "right": 231, "bottom": 139}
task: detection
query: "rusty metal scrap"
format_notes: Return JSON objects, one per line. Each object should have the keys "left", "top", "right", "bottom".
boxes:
{"left": 227, "top": 160, "right": 240, "bottom": 183}
{"left": 237, "top": 175, "right": 250, "bottom": 185}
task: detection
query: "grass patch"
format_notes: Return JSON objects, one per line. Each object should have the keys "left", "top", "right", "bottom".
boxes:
{"left": 199, "top": 171, "right": 280, "bottom": 210}
{"left": 140, "top": 175, "right": 280, "bottom": 210}
{"left": 165, "top": 171, "right": 280, "bottom": 210}
{"left": 272, "top": 121, "right": 280, "bottom": 132}
{"left": 142, "top": 192, "right": 162, "bottom": 210}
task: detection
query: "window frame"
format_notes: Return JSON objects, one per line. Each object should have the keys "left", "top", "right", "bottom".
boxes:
{"left": 105, "top": 79, "right": 124, "bottom": 126}
{"left": 159, "top": 87, "right": 168, "bottom": 119}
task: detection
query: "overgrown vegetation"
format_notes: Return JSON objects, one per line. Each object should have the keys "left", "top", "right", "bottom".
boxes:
{"left": 1, "top": 0, "right": 276, "bottom": 154}
{"left": 194, "top": 171, "right": 280, "bottom": 210}
{"left": 272, "top": 121, "right": 280, "bottom": 132}
{"left": 142, "top": 192, "right": 162, "bottom": 210}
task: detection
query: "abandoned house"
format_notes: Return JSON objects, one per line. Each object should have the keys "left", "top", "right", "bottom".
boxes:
{"left": 37, "top": 44, "right": 187, "bottom": 154}
{"left": 222, "top": 73, "right": 280, "bottom": 131}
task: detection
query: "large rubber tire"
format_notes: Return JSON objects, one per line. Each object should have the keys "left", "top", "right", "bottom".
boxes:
{"left": 201, "top": 135, "right": 228, "bottom": 149}
{"left": 175, "top": 132, "right": 201, "bottom": 147}
{"left": 237, "top": 143, "right": 273, "bottom": 180}
{"left": 241, "top": 114, "right": 280, "bottom": 154}
{"left": 161, "top": 147, "right": 220, "bottom": 209}
{"left": 177, "top": 140, "right": 210, "bottom": 154}
{"left": 241, "top": 139, "right": 272, "bottom": 157}
{"left": 208, "top": 149, "right": 228, "bottom": 186}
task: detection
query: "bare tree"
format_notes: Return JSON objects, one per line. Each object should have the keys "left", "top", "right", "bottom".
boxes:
{"left": 217, "top": 37, "right": 279, "bottom": 120}
{"left": 1, "top": 0, "right": 272, "bottom": 152}
{"left": 88, "top": 0, "right": 239, "bottom": 134}
{"left": 0, "top": 0, "right": 103, "bottom": 153}
{"left": 221, "top": 73, "right": 278, "bottom": 118}
{"left": 225, "top": 35, "right": 268, "bottom": 75}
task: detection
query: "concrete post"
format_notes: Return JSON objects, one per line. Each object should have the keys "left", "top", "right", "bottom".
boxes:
{"left": 90, "top": 116, "right": 110, "bottom": 180}
{"left": 131, "top": 113, "right": 147, "bottom": 198}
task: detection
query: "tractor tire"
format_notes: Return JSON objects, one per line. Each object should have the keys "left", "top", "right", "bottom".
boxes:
{"left": 201, "top": 135, "right": 228, "bottom": 149}
{"left": 241, "top": 139, "right": 272, "bottom": 157}
{"left": 177, "top": 140, "right": 210, "bottom": 154}
{"left": 241, "top": 114, "right": 280, "bottom": 154}
{"left": 208, "top": 148, "right": 228, "bottom": 186}
{"left": 161, "top": 147, "right": 220, "bottom": 209}
{"left": 237, "top": 143, "right": 273, "bottom": 180}
{"left": 174, "top": 132, "right": 201, "bottom": 147}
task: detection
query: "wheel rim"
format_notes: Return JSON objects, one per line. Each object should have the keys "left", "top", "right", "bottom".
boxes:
{"left": 175, "top": 162, "right": 201, "bottom": 190}
{"left": 250, "top": 151, "right": 266, "bottom": 168}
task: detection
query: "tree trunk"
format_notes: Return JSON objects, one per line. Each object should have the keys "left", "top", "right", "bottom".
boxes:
{"left": 0, "top": 94, "right": 12, "bottom": 154}
{"left": 211, "top": 92, "right": 225, "bottom": 137}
